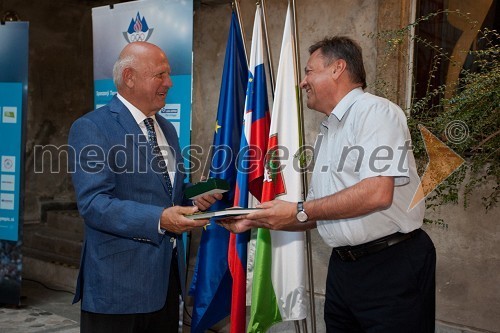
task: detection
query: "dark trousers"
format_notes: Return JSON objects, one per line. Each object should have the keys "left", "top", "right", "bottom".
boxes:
{"left": 324, "top": 229, "right": 436, "bottom": 333}
{"left": 80, "top": 255, "right": 180, "bottom": 333}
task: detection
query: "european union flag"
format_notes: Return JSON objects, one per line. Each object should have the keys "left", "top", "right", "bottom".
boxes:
{"left": 189, "top": 11, "right": 248, "bottom": 333}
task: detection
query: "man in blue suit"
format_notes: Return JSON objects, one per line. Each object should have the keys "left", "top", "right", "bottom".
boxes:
{"left": 69, "top": 41, "right": 221, "bottom": 332}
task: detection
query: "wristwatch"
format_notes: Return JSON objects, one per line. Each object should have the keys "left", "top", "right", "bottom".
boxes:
{"left": 296, "top": 201, "right": 309, "bottom": 223}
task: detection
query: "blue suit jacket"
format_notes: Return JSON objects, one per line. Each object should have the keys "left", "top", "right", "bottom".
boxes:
{"left": 68, "top": 96, "right": 187, "bottom": 314}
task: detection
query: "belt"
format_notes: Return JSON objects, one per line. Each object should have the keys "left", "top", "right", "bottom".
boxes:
{"left": 333, "top": 229, "right": 419, "bottom": 262}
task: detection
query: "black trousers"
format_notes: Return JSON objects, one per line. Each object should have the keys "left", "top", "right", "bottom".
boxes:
{"left": 80, "top": 255, "right": 180, "bottom": 333}
{"left": 324, "top": 229, "right": 436, "bottom": 333}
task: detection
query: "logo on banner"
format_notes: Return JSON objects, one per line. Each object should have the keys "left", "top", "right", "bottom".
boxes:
{"left": 159, "top": 104, "right": 181, "bottom": 120}
{"left": 1, "top": 156, "right": 16, "bottom": 173}
{"left": 0, "top": 193, "right": 15, "bottom": 210}
{"left": 1, "top": 174, "right": 15, "bottom": 192}
{"left": 123, "top": 12, "right": 154, "bottom": 43}
{"left": 2, "top": 107, "right": 17, "bottom": 124}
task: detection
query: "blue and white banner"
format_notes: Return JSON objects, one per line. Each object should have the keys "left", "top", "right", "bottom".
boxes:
{"left": 0, "top": 21, "right": 29, "bottom": 305}
{"left": 92, "top": 0, "right": 193, "bottom": 160}
{"left": 0, "top": 83, "right": 23, "bottom": 242}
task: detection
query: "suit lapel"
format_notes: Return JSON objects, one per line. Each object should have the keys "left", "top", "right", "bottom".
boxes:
{"left": 108, "top": 96, "right": 171, "bottom": 196}
{"left": 109, "top": 96, "right": 143, "bottom": 139}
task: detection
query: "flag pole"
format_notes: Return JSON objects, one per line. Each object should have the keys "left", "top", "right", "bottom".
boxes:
{"left": 290, "top": 0, "right": 316, "bottom": 332}
{"left": 260, "top": 0, "right": 276, "bottom": 98}
{"left": 233, "top": 0, "right": 248, "bottom": 64}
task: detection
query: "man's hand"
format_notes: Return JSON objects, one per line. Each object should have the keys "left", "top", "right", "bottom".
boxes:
{"left": 192, "top": 193, "right": 223, "bottom": 211}
{"left": 243, "top": 200, "right": 297, "bottom": 230}
{"left": 219, "top": 200, "right": 315, "bottom": 233}
{"left": 160, "top": 205, "right": 210, "bottom": 234}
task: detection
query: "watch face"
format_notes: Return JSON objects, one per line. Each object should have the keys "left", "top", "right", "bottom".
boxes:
{"left": 297, "top": 211, "right": 308, "bottom": 223}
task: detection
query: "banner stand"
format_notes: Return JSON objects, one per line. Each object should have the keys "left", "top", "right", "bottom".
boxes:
{"left": 0, "top": 21, "right": 29, "bottom": 306}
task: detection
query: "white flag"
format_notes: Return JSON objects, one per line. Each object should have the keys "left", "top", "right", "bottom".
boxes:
{"left": 248, "top": 4, "right": 307, "bottom": 332}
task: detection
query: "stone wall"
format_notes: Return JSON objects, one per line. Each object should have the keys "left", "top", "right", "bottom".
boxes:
{"left": 427, "top": 182, "right": 500, "bottom": 332}
{"left": 2, "top": 0, "right": 498, "bottom": 331}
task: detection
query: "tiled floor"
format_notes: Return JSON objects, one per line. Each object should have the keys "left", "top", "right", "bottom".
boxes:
{"left": 0, "top": 278, "right": 490, "bottom": 333}
{"left": 0, "top": 279, "right": 205, "bottom": 333}
{"left": 0, "top": 279, "right": 79, "bottom": 333}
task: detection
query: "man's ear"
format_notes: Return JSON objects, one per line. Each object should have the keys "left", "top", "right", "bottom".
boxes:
{"left": 123, "top": 68, "right": 135, "bottom": 88}
{"left": 331, "top": 59, "right": 347, "bottom": 79}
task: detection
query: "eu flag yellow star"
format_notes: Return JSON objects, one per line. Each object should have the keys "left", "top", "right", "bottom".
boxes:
{"left": 215, "top": 120, "right": 222, "bottom": 133}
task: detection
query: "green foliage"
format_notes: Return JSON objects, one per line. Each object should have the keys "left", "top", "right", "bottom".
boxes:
{"left": 368, "top": 10, "right": 499, "bottom": 218}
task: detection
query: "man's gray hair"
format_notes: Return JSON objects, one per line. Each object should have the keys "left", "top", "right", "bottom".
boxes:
{"left": 113, "top": 55, "right": 136, "bottom": 88}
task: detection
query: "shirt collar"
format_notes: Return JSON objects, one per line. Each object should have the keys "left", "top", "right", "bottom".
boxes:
{"left": 329, "top": 87, "right": 364, "bottom": 122}
{"left": 117, "top": 93, "right": 156, "bottom": 125}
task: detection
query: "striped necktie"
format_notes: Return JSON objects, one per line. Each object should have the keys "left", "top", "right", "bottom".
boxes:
{"left": 143, "top": 117, "right": 174, "bottom": 201}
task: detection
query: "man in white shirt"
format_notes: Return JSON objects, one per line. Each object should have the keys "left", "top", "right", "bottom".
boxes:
{"left": 223, "top": 36, "right": 436, "bottom": 332}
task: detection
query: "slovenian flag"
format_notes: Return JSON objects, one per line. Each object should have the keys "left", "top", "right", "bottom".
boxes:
{"left": 248, "top": 4, "right": 307, "bottom": 332}
{"left": 189, "top": 11, "right": 248, "bottom": 333}
{"left": 229, "top": 4, "right": 271, "bottom": 332}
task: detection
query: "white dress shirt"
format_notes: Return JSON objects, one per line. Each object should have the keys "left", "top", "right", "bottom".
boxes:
{"left": 308, "top": 88, "right": 425, "bottom": 247}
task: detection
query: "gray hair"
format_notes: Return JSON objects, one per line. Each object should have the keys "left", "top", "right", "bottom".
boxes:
{"left": 112, "top": 54, "right": 136, "bottom": 88}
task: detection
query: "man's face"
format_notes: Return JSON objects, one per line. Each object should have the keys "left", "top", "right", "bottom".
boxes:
{"left": 132, "top": 51, "right": 173, "bottom": 116}
{"left": 300, "top": 50, "right": 335, "bottom": 115}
